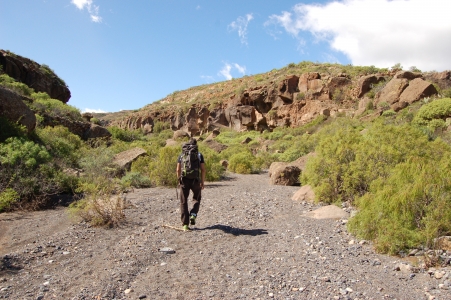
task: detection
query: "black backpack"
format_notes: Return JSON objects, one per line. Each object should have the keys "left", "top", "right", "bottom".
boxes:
{"left": 181, "top": 143, "right": 201, "bottom": 179}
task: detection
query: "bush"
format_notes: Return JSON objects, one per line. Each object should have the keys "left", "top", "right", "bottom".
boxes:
{"left": 0, "top": 74, "right": 34, "bottom": 96}
{"left": 0, "top": 188, "right": 19, "bottom": 212}
{"left": 198, "top": 144, "right": 225, "bottom": 181}
{"left": 36, "top": 126, "right": 84, "bottom": 166}
{"left": 301, "top": 121, "right": 432, "bottom": 204}
{"left": 348, "top": 152, "right": 451, "bottom": 254}
{"left": 120, "top": 172, "right": 152, "bottom": 188}
{"left": 0, "top": 137, "right": 67, "bottom": 207}
{"left": 109, "top": 126, "right": 146, "bottom": 142}
{"left": 228, "top": 151, "right": 261, "bottom": 174}
{"left": 413, "top": 98, "right": 451, "bottom": 127}
{"left": 148, "top": 146, "right": 180, "bottom": 187}
{"left": 70, "top": 147, "right": 125, "bottom": 226}
{"left": 31, "top": 92, "right": 82, "bottom": 121}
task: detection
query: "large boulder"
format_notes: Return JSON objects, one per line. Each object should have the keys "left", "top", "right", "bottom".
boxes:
{"left": 0, "top": 50, "right": 71, "bottom": 103}
{"left": 204, "top": 139, "right": 228, "bottom": 153}
{"left": 399, "top": 78, "right": 438, "bottom": 104}
{"left": 0, "top": 86, "right": 36, "bottom": 133}
{"left": 357, "top": 75, "right": 384, "bottom": 98}
{"left": 291, "top": 185, "right": 315, "bottom": 202}
{"left": 269, "top": 162, "right": 301, "bottom": 186}
{"left": 84, "top": 124, "right": 112, "bottom": 139}
{"left": 278, "top": 75, "right": 299, "bottom": 102}
{"left": 112, "top": 147, "right": 147, "bottom": 171}
{"left": 173, "top": 129, "right": 190, "bottom": 140}
{"left": 375, "top": 78, "right": 409, "bottom": 106}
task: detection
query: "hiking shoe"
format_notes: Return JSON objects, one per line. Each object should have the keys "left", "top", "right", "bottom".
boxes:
{"left": 190, "top": 214, "right": 197, "bottom": 225}
{"left": 182, "top": 225, "right": 190, "bottom": 231}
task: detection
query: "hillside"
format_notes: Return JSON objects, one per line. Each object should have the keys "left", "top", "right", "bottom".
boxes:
{"left": 100, "top": 62, "right": 451, "bottom": 138}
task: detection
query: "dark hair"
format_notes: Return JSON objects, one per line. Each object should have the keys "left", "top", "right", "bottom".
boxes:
{"left": 189, "top": 138, "right": 197, "bottom": 145}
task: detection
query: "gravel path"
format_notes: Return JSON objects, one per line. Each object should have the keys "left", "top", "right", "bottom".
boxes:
{"left": 0, "top": 172, "right": 449, "bottom": 300}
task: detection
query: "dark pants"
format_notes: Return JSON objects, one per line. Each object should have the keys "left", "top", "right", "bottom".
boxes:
{"left": 179, "top": 177, "right": 202, "bottom": 225}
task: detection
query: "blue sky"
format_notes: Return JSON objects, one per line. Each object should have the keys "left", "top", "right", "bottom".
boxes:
{"left": 1, "top": 0, "right": 450, "bottom": 113}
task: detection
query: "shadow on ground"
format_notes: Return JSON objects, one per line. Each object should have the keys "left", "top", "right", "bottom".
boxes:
{"left": 196, "top": 224, "right": 268, "bottom": 236}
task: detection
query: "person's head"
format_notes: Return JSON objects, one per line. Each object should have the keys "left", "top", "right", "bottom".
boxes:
{"left": 189, "top": 138, "right": 197, "bottom": 145}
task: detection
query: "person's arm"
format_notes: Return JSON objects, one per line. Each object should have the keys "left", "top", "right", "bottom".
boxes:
{"left": 200, "top": 163, "right": 206, "bottom": 189}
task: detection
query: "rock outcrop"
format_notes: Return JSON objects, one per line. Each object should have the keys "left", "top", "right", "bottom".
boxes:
{"left": 0, "top": 86, "right": 36, "bottom": 133}
{"left": 109, "top": 68, "right": 450, "bottom": 135}
{"left": 0, "top": 50, "right": 71, "bottom": 103}
{"left": 112, "top": 147, "right": 147, "bottom": 171}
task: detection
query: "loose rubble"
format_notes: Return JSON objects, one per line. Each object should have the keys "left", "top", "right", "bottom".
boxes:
{"left": 0, "top": 172, "right": 450, "bottom": 299}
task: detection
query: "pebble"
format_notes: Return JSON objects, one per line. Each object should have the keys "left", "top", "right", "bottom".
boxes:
{"left": 62, "top": 251, "right": 70, "bottom": 255}
{"left": 138, "top": 295, "right": 147, "bottom": 299}
{"left": 158, "top": 247, "right": 175, "bottom": 254}
{"left": 124, "top": 288, "right": 132, "bottom": 294}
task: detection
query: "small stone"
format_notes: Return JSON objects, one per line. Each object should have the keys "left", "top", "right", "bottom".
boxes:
{"left": 124, "top": 288, "right": 132, "bottom": 294}
{"left": 48, "top": 260, "right": 54, "bottom": 263}
{"left": 36, "top": 295, "right": 44, "bottom": 300}
{"left": 268, "top": 293, "right": 274, "bottom": 297}
{"left": 43, "top": 281, "right": 50, "bottom": 286}
{"left": 160, "top": 262, "right": 167, "bottom": 266}
{"left": 438, "top": 284, "right": 448, "bottom": 290}
{"left": 292, "top": 287, "right": 299, "bottom": 291}
{"left": 345, "top": 287, "right": 353, "bottom": 292}
{"left": 158, "top": 247, "right": 175, "bottom": 254}
{"left": 435, "top": 271, "right": 445, "bottom": 279}
{"left": 62, "top": 251, "right": 70, "bottom": 255}
{"left": 348, "top": 240, "right": 355, "bottom": 245}
{"left": 138, "top": 295, "right": 147, "bottom": 299}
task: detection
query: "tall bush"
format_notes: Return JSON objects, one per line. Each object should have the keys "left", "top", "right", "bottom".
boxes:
{"left": 348, "top": 152, "right": 451, "bottom": 254}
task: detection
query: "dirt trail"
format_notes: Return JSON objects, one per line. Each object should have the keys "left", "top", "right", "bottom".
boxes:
{"left": 0, "top": 173, "right": 449, "bottom": 300}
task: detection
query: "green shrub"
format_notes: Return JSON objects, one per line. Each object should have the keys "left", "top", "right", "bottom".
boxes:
{"left": 109, "top": 126, "right": 145, "bottom": 142}
{"left": 153, "top": 121, "right": 171, "bottom": 134}
{"left": 0, "top": 74, "right": 34, "bottom": 96}
{"left": 382, "top": 109, "right": 396, "bottom": 117}
{"left": 31, "top": 92, "right": 82, "bottom": 121}
{"left": 413, "top": 98, "right": 451, "bottom": 127}
{"left": 90, "top": 117, "right": 100, "bottom": 125}
{"left": 301, "top": 121, "right": 432, "bottom": 204}
{"left": 120, "top": 172, "right": 151, "bottom": 188}
{"left": 198, "top": 145, "right": 225, "bottom": 181}
{"left": 148, "top": 146, "right": 180, "bottom": 187}
{"left": 0, "top": 137, "right": 68, "bottom": 207}
{"left": 228, "top": 151, "right": 261, "bottom": 174}
{"left": 348, "top": 152, "right": 451, "bottom": 254}
{"left": 0, "top": 188, "right": 19, "bottom": 212}
{"left": 36, "top": 126, "right": 84, "bottom": 166}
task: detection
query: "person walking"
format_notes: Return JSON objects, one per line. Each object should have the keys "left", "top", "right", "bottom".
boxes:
{"left": 176, "top": 138, "right": 206, "bottom": 231}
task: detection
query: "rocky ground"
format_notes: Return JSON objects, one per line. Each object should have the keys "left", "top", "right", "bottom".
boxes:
{"left": 0, "top": 172, "right": 450, "bottom": 300}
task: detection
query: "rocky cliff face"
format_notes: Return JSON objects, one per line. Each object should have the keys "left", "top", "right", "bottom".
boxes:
{"left": 0, "top": 50, "right": 71, "bottom": 103}
{"left": 113, "top": 69, "right": 450, "bottom": 136}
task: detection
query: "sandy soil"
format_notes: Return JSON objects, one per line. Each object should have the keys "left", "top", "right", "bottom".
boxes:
{"left": 0, "top": 172, "right": 449, "bottom": 300}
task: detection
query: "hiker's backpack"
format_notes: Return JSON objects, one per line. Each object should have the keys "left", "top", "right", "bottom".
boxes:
{"left": 181, "top": 143, "right": 201, "bottom": 179}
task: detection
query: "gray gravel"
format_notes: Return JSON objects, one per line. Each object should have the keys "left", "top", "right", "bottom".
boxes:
{"left": 0, "top": 172, "right": 450, "bottom": 299}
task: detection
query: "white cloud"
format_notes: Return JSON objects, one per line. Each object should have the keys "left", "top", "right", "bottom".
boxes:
{"left": 71, "top": 0, "right": 102, "bottom": 23}
{"left": 267, "top": 0, "right": 451, "bottom": 71}
{"left": 219, "top": 63, "right": 233, "bottom": 80}
{"left": 234, "top": 63, "right": 246, "bottom": 75}
{"left": 228, "top": 14, "right": 254, "bottom": 45}
{"left": 218, "top": 62, "right": 247, "bottom": 80}
{"left": 83, "top": 108, "right": 107, "bottom": 113}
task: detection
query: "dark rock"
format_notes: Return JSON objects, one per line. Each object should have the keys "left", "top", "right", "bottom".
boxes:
{"left": 0, "top": 86, "right": 36, "bottom": 133}
{"left": 0, "top": 50, "right": 71, "bottom": 103}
